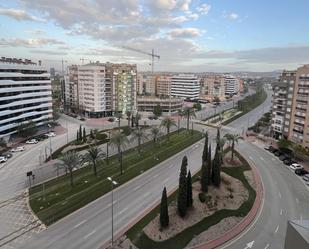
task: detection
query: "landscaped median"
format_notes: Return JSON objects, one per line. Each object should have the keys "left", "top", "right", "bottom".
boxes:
{"left": 119, "top": 148, "right": 261, "bottom": 249}
{"left": 29, "top": 129, "right": 202, "bottom": 226}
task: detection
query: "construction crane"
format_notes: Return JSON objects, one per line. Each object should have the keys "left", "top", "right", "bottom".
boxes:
{"left": 122, "top": 46, "right": 160, "bottom": 73}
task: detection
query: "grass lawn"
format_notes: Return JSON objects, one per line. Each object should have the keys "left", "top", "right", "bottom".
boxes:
{"left": 126, "top": 149, "right": 256, "bottom": 249}
{"left": 29, "top": 129, "right": 202, "bottom": 225}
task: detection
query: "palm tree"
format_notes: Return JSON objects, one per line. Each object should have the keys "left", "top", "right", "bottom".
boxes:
{"left": 109, "top": 131, "right": 129, "bottom": 174}
{"left": 182, "top": 107, "right": 195, "bottom": 131}
{"left": 84, "top": 146, "right": 105, "bottom": 176}
{"left": 131, "top": 127, "right": 148, "bottom": 154}
{"left": 224, "top": 133, "right": 241, "bottom": 160}
{"left": 56, "top": 150, "right": 82, "bottom": 188}
{"left": 135, "top": 112, "right": 141, "bottom": 127}
{"left": 150, "top": 126, "right": 162, "bottom": 146}
{"left": 126, "top": 111, "right": 132, "bottom": 128}
{"left": 115, "top": 112, "right": 123, "bottom": 129}
{"left": 161, "top": 117, "right": 176, "bottom": 141}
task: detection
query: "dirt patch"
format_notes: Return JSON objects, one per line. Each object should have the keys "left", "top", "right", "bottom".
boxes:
{"left": 223, "top": 151, "right": 242, "bottom": 167}
{"left": 185, "top": 216, "right": 243, "bottom": 248}
{"left": 244, "top": 170, "right": 256, "bottom": 189}
{"left": 143, "top": 172, "right": 248, "bottom": 241}
{"left": 107, "top": 235, "right": 138, "bottom": 249}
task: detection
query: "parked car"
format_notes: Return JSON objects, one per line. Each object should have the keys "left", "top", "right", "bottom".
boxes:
{"left": 302, "top": 174, "right": 309, "bottom": 182}
{"left": 290, "top": 163, "right": 303, "bottom": 171}
{"left": 268, "top": 146, "right": 276, "bottom": 152}
{"left": 295, "top": 168, "right": 308, "bottom": 176}
{"left": 272, "top": 149, "right": 279, "bottom": 154}
{"left": 108, "top": 118, "right": 114, "bottom": 122}
{"left": 45, "top": 132, "right": 56, "bottom": 137}
{"left": 34, "top": 135, "right": 48, "bottom": 141}
{"left": 274, "top": 150, "right": 283, "bottom": 157}
{"left": 0, "top": 156, "right": 7, "bottom": 163}
{"left": 279, "top": 154, "right": 290, "bottom": 161}
{"left": 1, "top": 152, "right": 12, "bottom": 159}
{"left": 11, "top": 146, "right": 25, "bottom": 152}
{"left": 283, "top": 159, "right": 297, "bottom": 166}
{"left": 264, "top": 145, "right": 271, "bottom": 150}
{"left": 26, "top": 139, "right": 38, "bottom": 144}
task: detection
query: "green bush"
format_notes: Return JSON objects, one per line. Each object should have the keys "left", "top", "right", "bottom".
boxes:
{"left": 198, "top": 192, "right": 206, "bottom": 203}
{"left": 96, "top": 133, "right": 108, "bottom": 141}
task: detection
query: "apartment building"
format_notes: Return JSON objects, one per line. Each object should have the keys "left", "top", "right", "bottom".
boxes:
{"left": 271, "top": 70, "right": 296, "bottom": 139}
{"left": 112, "top": 63, "right": 137, "bottom": 114}
{"left": 137, "top": 96, "right": 182, "bottom": 113}
{"left": 288, "top": 65, "right": 309, "bottom": 147}
{"left": 156, "top": 75, "right": 172, "bottom": 97}
{"left": 64, "top": 65, "right": 79, "bottom": 112}
{"left": 0, "top": 57, "right": 52, "bottom": 139}
{"left": 224, "top": 75, "right": 240, "bottom": 96}
{"left": 136, "top": 73, "right": 156, "bottom": 95}
{"left": 171, "top": 74, "right": 200, "bottom": 100}
{"left": 199, "top": 75, "right": 225, "bottom": 101}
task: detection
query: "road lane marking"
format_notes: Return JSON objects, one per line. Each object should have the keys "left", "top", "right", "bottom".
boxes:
{"left": 119, "top": 207, "right": 128, "bottom": 214}
{"left": 249, "top": 156, "right": 253, "bottom": 160}
{"left": 74, "top": 219, "right": 87, "bottom": 228}
{"left": 278, "top": 192, "right": 281, "bottom": 199}
{"left": 296, "top": 198, "right": 299, "bottom": 204}
{"left": 275, "top": 225, "right": 279, "bottom": 233}
{"left": 143, "top": 192, "right": 150, "bottom": 198}
{"left": 260, "top": 157, "right": 264, "bottom": 161}
{"left": 264, "top": 244, "right": 270, "bottom": 249}
{"left": 153, "top": 174, "right": 159, "bottom": 178}
{"left": 271, "top": 158, "right": 276, "bottom": 161}
{"left": 84, "top": 229, "right": 96, "bottom": 239}
{"left": 163, "top": 177, "right": 170, "bottom": 183}
{"left": 280, "top": 209, "right": 283, "bottom": 215}
{"left": 133, "top": 186, "right": 140, "bottom": 191}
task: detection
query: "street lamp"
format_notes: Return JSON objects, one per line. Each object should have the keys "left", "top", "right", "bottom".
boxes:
{"left": 106, "top": 131, "right": 111, "bottom": 165}
{"left": 107, "top": 177, "right": 118, "bottom": 248}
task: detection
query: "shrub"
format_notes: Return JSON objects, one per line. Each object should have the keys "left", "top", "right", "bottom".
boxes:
{"left": 96, "top": 133, "right": 108, "bottom": 141}
{"left": 198, "top": 192, "right": 206, "bottom": 203}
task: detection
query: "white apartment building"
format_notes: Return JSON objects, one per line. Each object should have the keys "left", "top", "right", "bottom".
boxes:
{"left": 224, "top": 75, "right": 240, "bottom": 96}
{"left": 0, "top": 57, "right": 52, "bottom": 139}
{"left": 171, "top": 74, "right": 200, "bottom": 100}
{"left": 77, "top": 62, "right": 112, "bottom": 118}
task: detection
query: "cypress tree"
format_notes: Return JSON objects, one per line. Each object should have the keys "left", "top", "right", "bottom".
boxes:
{"left": 83, "top": 127, "right": 86, "bottom": 142}
{"left": 160, "top": 187, "right": 169, "bottom": 228}
{"left": 90, "top": 129, "right": 93, "bottom": 139}
{"left": 76, "top": 130, "right": 79, "bottom": 141}
{"left": 207, "top": 144, "right": 212, "bottom": 185}
{"left": 202, "top": 132, "right": 208, "bottom": 163}
{"left": 79, "top": 125, "right": 82, "bottom": 140}
{"left": 212, "top": 145, "right": 221, "bottom": 187}
{"left": 177, "top": 156, "right": 188, "bottom": 217}
{"left": 187, "top": 171, "right": 193, "bottom": 207}
{"left": 201, "top": 162, "right": 208, "bottom": 192}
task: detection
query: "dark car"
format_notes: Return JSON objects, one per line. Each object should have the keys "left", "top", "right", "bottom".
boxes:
{"left": 283, "top": 159, "right": 297, "bottom": 166}
{"left": 271, "top": 148, "right": 279, "bottom": 154}
{"left": 108, "top": 117, "right": 114, "bottom": 122}
{"left": 273, "top": 150, "right": 281, "bottom": 156}
{"left": 295, "top": 168, "right": 308, "bottom": 176}
{"left": 268, "top": 146, "right": 276, "bottom": 152}
{"left": 279, "top": 154, "right": 290, "bottom": 161}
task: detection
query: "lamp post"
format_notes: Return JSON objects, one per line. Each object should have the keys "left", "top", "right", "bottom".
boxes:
{"left": 106, "top": 131, "right": 111, "bottom": 165}
{"left": 107, "top": 177, "right": 118, "bottom": 248}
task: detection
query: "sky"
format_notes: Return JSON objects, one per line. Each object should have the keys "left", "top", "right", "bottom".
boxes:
{"left": 0, "top": 0, "right": 309, "bottom": 72}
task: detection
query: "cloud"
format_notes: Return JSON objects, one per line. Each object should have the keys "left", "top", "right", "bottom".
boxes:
{"left": 168, "top": 28, "right": 201, "bottom": 38}
{"left": 197, "top": 3, "right": 211, "bottom": 15}
{"left": 30, "top": 50, "right": 68, "bottom": 55}
{"left": 0, "top": 38, "right": 65, "bottom": 47}
{"left": 224, "top": 12, "right": 239, "bottom": 20}
{"left": 25, "top": 29, "right": 45, "bottom": 35}
{"left": 0, "top": 8, "right": 46, "bottom": 22}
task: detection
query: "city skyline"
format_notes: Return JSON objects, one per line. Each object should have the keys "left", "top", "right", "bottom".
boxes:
{"left": 0, "top": 0, "right": 309, "bottom": 72}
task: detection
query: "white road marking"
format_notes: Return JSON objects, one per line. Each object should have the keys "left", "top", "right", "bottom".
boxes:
{"left": 249, "top": 156, "right": 253, "bottom": 160}
{"left": 244, "top": 241, "right": 254, "bottom": 249}
{"left": 84, "top": 229, "right": 96, "bottom": 239}
{"left": 143, "top": 192, "right": 150, "bottom": 198}
{"left": 153, "top": 174, "right": 159, "bottom": 178}
{"left": 271, "top": 158, "right": 276, "bottom": 161}
{"left": 278, "top": 192, "right": 281, "bottom": 199}
{"left": 74, "top": 219, "right": 87, "bottom": 228}
{"left": 280, "top": 209, "right": 283, "bottom": 215}
{"left": 119, "top": 207, "right": 128, "bottom": 214}
{"left": 164, "top": 177, "right": 170, "bottom": 183}
{"left": 296, "top": 198, "right": 299, "bottom": 204}
{"left": 275, "top": 225, "right": 279, "bottom": 233}
{"left": 264, "top": 244, "right": 270, "bottom": 249}
{"left": 133, "top": 185, "right": 140, "bottom": 191}
{"left": 260, "top": 157, "right": 264, "bottom": 161}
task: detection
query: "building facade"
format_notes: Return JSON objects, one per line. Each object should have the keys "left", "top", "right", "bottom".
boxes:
{"left": 156, "top": 75, "right": 172, "bottom": 97}
{"left": 199, "top": 75, "right": 225, "bottom": 101}
{"left": 136, "top": 73, "right": 156, "bottom": 95}
{"left": 0, "top": 57, "right": 53, "bottom": 139}
{"left": 64, "top": 65, "right": 79, "bottom": 112}
{"left": 137, "top": 96, "right": 182, "bottom": 113}
{"left": 224, "top": 75, "right": 240, "bottom": 96}
{"left": 171, "top": 74, "right": 200, "bottom": 100}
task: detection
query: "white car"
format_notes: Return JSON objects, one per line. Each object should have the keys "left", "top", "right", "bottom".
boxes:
{"left": 11, "top": 146, "right": 25, "bottom": 152}
{"left": 26, "top": 139, "right": 38, "bottom": 144}
{"left": 290, "top": 163, "right": 303, "bottom": 171}
{"left": 0, "top": 156, "right": 7, "bottom": 163}
{"left": 46, "top": 132, "right": 56, "bottom": 137}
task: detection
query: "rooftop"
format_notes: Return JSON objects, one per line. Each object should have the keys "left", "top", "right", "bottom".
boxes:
{"left": 0, "top": 57, "right": 37, "bottom": 65}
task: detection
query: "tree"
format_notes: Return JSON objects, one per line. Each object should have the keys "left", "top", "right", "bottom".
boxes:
{"left": 193, "top": 103, "right": 202, "bottom": 111}
{"left": 202, "top": 132, "right": 209, "bottom": 163}
{"left": 160, "top": 187, "right": 169, "bottom": 228}
{"left": 201, "top": 133, "right": 209, "bottom": 192}
{"left": 177, "top": 156, "right": 188, "bottom": 218}
{"left": 76, "top": 130, "right": 79, "bottom": 141}
{"left": 83, "top": 127, "right": 86, "bottom": 142}
{"left": 17, "top": 120, "right": 38, "bottom": 138}
{"left": 130, "top": 127, "right": 148, "bottom": 154}
{"left": 181, "top": 107, "right": 195, "bottom": 131}
{"left": 207, "top": 144, "right": 212, "bottom": 185}
{"left": 153, "top": 104, "right": 163, "bottom": 117}
{"left": 224, "top": 133, "right": 241, "bottom": 160}
{"left": 56, "top": 150, "right": 82, "bottom": 188}
{"left": 187, "top": 170, "right": 193, "bottom": 207}
{"left": 109, "top": 132, "right": 129, "bottom": 174}
{"left": 90, "top": 129, "right": 94, "bottom": 139}
{"left": 135, "top": 113, "right": 141, "bottom": 127}
{"left": 213, "top": 96, "right": 220, "bottom": 104}
{"left": 84, "top": 146, "right": 105, "bottom": 176}
{"left": 161, "top": 117, "right": 176, "bottom": 141}
{"left": 79, "top": 125, "right": 82, "bottom": 141}
{"left": 126, "top": 111, "right": 132, "bottom": 128}
{"left": 150, "top": 126, "right": 161, "bottom": 146}
{"left": 212, "top": 145, "right": 221, "bottom": 187}
{"left": 0, "top": 138, "right": 7, "bottom": 149}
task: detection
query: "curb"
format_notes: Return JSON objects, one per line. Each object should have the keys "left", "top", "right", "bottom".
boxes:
{"left": 190, "top": 150, "right": 264, "bottom": 249}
